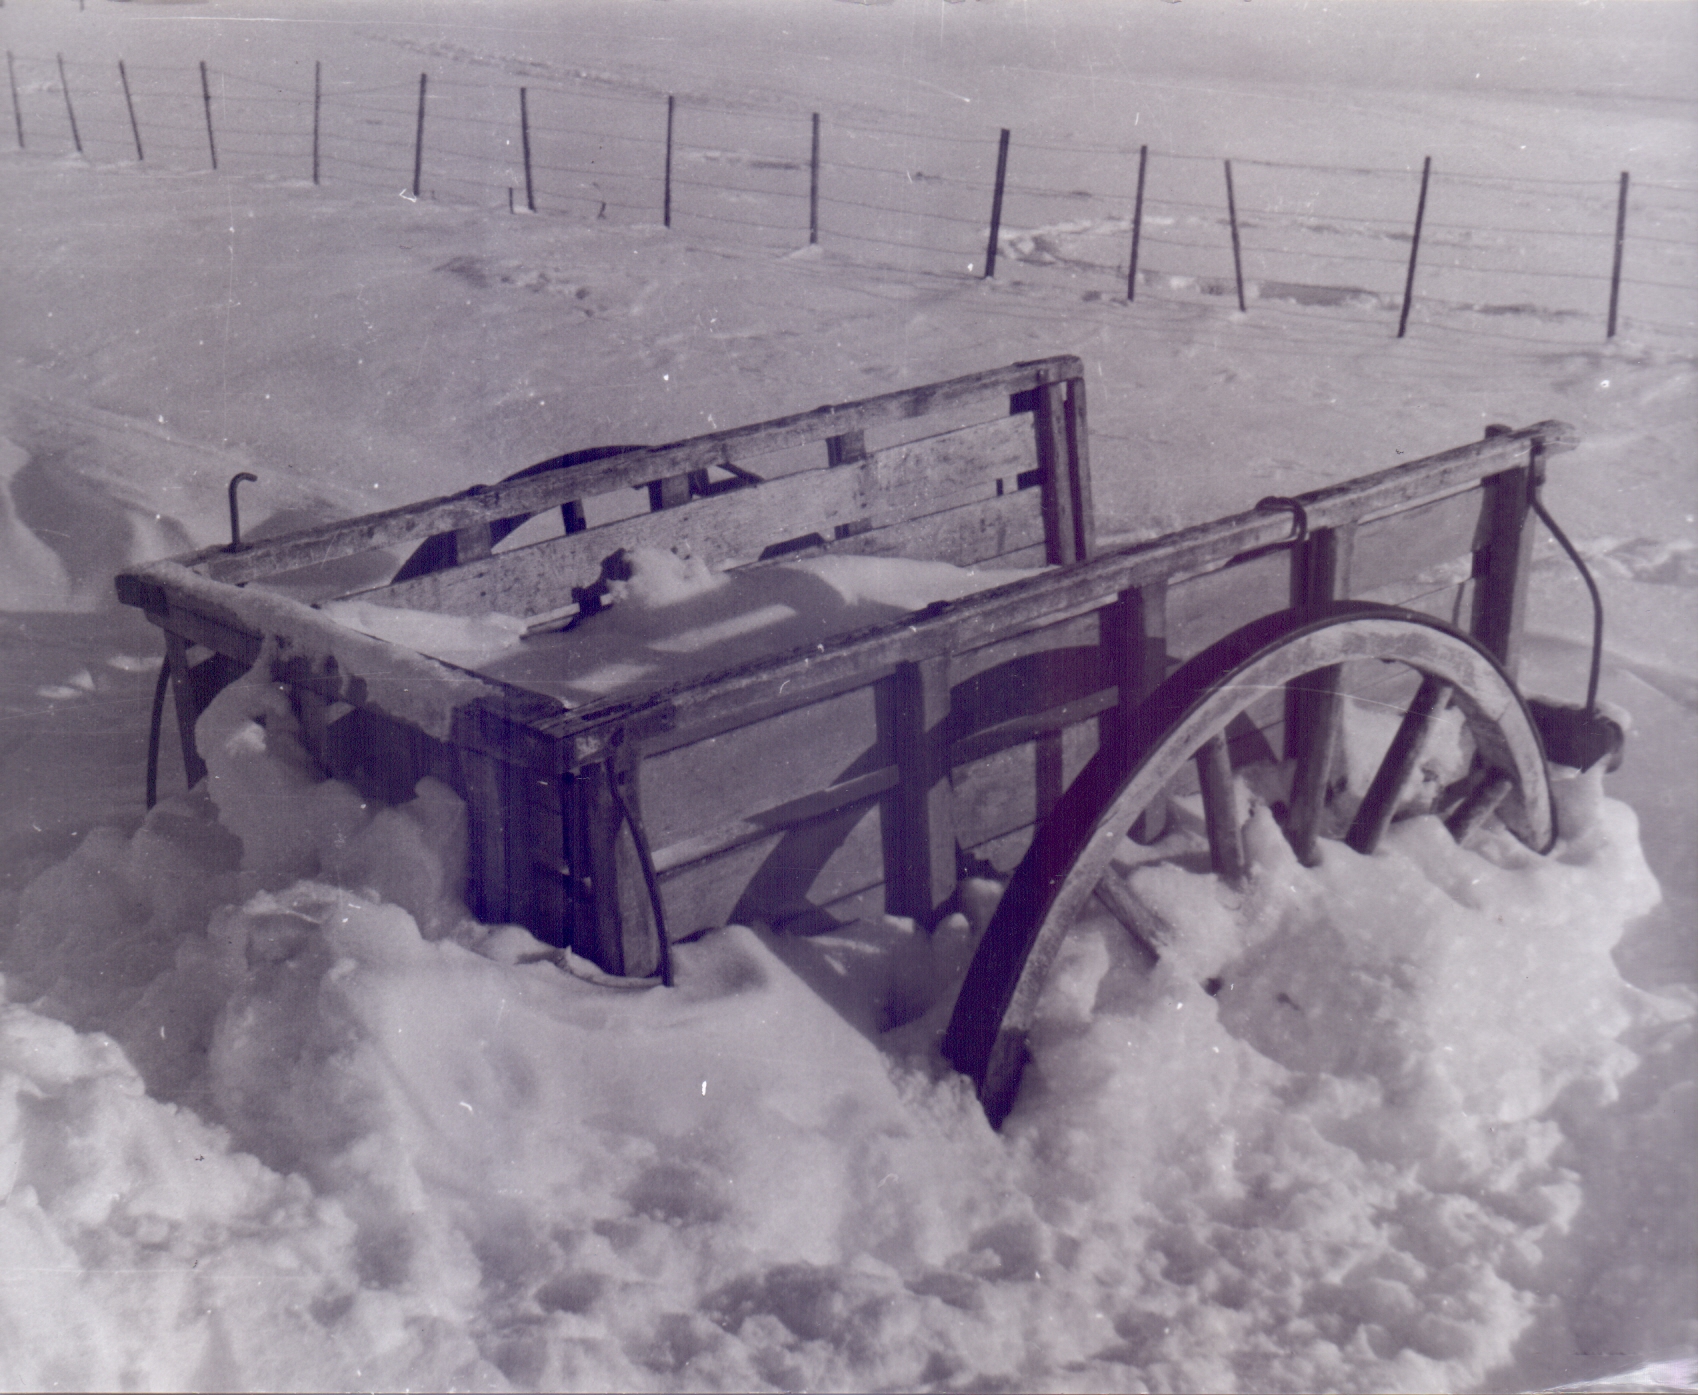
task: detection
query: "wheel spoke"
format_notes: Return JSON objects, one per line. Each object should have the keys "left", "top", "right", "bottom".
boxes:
{"left": 1195, "top": 733, "right": 1247, "bottom": 886}
{"left": 1284, "top": 665, "right": 1342, "bottom": 866}
{"left": 1346, "top": 674, "right": 1454, "bottom": 854}
{"left": 1092, "top": 871, "right": 1170, "bottom": 962}
{"left": 1445, "top": 770, "right": 1513, "bottom": 843}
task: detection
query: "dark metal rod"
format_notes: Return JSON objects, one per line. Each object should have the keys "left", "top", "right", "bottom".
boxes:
{"left": 146, "top": 661, "right": 169, "bottom": 811}
{"left": 411, "top": 72, "right": 426, "bottom": 198}
{"left": 119, "top": 59, "right": 142, "bottom": 161}
{"left": 809, "top": 111, "right": 820, "bottom": 245}
{"left": 7, "top": 51, "right": 22, "bottom": 150}
{"left": 663, "top": 93, "right": 674, "bottom": 226}
{"left": 199, "top": 60, "right": 217, "bottom": 170}
{"left": 1224, "top": 158, "right": 1246, "bottom": 312}
{"left": 57, "top": 54, "right": 81, "bottom": 153}
{"left": 225, "top": 472, "right": 257, "bottom": 552}
{"left": 1607, "top": 170, "right": 1629, "bottom": 339}
{"left": 1127, "top": 142, "right": 1148, "bottom": 302}
{"left": 984, "top": 127, "right": 1010, "bottom": 278}
{"left": 520, "top": 86, "right": 534, "bottom": 211}
{"left": 1397, "top": 155, "right": 1432, "bottom": 338}
{"left": 311, "top": 60, "right": 320, "bottom": 185}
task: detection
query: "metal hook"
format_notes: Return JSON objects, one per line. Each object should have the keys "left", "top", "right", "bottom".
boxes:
{"left": 1255, "top": 495, "right": 1308, "bottom": 546}
{"left": 225, "top": 472, "right": 258, "bottom": 552}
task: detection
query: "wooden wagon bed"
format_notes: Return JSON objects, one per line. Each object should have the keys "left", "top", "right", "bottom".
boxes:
{"left": 115, "top": 355, "right": 1576, "bottom": 990}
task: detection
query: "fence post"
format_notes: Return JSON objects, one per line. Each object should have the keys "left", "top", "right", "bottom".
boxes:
{"left": 809, "top": 111, "right": 820, "bottom": 245}
{"left": 983, "top": 127, "right": 1010, "bottom": 278}
{"left": 1224, "top": 159, "right": 1246, "bottom": 312}
{"left": 663, "top": 93, "right": 674, "bottom": 227}
{"left": 411, "top": 72, "right": 426, "bottom": 198}
{"left": 1126, "top": 143, "right": 1147, "bottom": 302}
{"left": 118, "top": 59, "right": 142, "bottom": 160}
{"left": 56, "top": 55, "right": 81, "bottom": 153}
{"left": 199, "top": 60, "right": 217, "bottom": 170}
{"left": 6, "top": 51, "right": 21, "bottom": 149}
{"left": 311, "top": 60, "right": 320, "bottom": 185}
{"left": 1397, "top": 155, "right": 1432, "bottom": 338}
{"left": 520, "top": 86, "right": 534, "bottom": 212}
{"left": 1607, "top": 170, "right": 1629, "bottom": 339}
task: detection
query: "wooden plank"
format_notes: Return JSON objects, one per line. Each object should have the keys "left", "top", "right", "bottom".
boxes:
{"left": 165, "top": 357, "right": 1084, "bottom": 585}
{"left": 1349, "top": 486, "right": 1485, "bottom": 599}
{"left": 818, "top": 491, "right": 1047, "bottom": 569}
{"left": 654, "top": 799, "right": 887, "bottom": 939}
{"left": 639, "top": 684, "right": 884, "bottom": 850}
{"left": 952, "top": 716, "right": 1100, "bottom": 871}
{"left": 1165, "top": 549, "right": 1292, "bottom": 659}
{"left": 880, "top": 655, "right": 957, "bottom": 924}
{"left": 649, "top": 765, "right": 898, "bottom": 876}
{"left": 367, "top": 414, "right": 1038, "bottom": 617}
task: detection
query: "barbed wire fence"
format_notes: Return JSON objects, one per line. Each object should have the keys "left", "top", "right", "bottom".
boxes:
{"left": 7, "top": 47, "right": 1696, "bottom": 342}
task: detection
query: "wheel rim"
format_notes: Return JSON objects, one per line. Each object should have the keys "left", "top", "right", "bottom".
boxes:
{"left": 941, "top": 601, "right": 1554, "bottom": 1126}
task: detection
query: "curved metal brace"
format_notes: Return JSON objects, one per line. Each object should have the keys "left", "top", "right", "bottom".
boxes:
{"left": 940, "top": 601, "right": 1554, "bottom": 1127}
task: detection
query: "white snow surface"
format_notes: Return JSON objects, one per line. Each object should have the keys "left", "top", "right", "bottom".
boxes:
{"left": 1, "top": 2, "right": 1695, "bottom": 1392}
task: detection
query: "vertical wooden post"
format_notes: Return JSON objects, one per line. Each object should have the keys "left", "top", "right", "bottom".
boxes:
{"left": 1607, "top": 170, "right": 1629, "bottom": 339}
{"left": 560, "top": 749, "right": 661, "bottom": 978}
{"left": 164, "top": 632, "right": 209, "bottom": 789}
{"left": 1126, "top": 143, "right": 1148, "bottom": 302}
{"left": 1033, "top": 377, "right": 1093, "bottom": 565}
{"left": 1472, "top": 435, "right": 1543, "bottom": 679}
{"left": 119, "top": 60, "right": 142, "bottom": 161}
{"left": 520, "top": 85, "right": 534, "bottom": 211}
{"left": 459, "top": 747, "right": 515, "bottom": 926}
{"left": 311, "top": 60, "right": 320, "bottom": 185}
{"left": 1099, "top": 580, "right": 1170, "bottom": 842}
{"left": 411, "top": 72, "right": 426, "bottom": 198}
{"left": 1397, "top": 156, "right": 1432, "bottom": 338}
{"left": 57, "top": 55, "right": 80, "bottom": 153}
{"left": 1224, "top": 158, "right": 1246, "bottom": 312}
{"left": 7, "top": 51, "right": 22, "bottom": 150}
{"left": 881, "top": 656, "right": 956, "bottom": 925}
{"left": 983, "top": 127, "right": 1010, "bottom": 278}
{"left": 809, "top": 111, "right": 820, "bottom": 245}
{"left": 199, "top": 60, "right": 217, "bottom": 170}
{"left": 1283, "top": 523, "right": 1356, "bottom": 864}
{"left": 663, "top": 93, "right": 674, "bottom": 227}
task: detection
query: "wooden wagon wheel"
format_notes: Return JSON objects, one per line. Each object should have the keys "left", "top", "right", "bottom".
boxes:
{"left": 941, "top": 601, "right": 1555, "bottom": 1127}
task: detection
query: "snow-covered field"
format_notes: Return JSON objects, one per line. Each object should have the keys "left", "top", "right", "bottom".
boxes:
{"left": 0, "top": 1, "right": 1694, "bottom": 1391}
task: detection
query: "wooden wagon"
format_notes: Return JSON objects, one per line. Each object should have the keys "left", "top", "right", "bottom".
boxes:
{"left": 115, "top": 355, "right": 1590, "bottom": 1123}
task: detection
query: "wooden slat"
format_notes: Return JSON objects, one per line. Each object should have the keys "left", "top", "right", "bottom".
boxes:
{"left": 165, "top": 357, "right": 1082, "bottom": 585}
{"left": 1350, "top": 486, "right": 1485, "bottom": 599}
{"left": 365, "top": 414, "right": 1039, "bottom": 617}
{"left": 640, "top": 684, "right": 884, "bottom": 850}
{"left": 1165, "top": 549, "right": 1291, "bottom": 659}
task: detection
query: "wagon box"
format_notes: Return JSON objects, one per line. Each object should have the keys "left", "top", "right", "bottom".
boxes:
{"left": 115, "top": 355, "right": 1584, "bottom": 1120}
